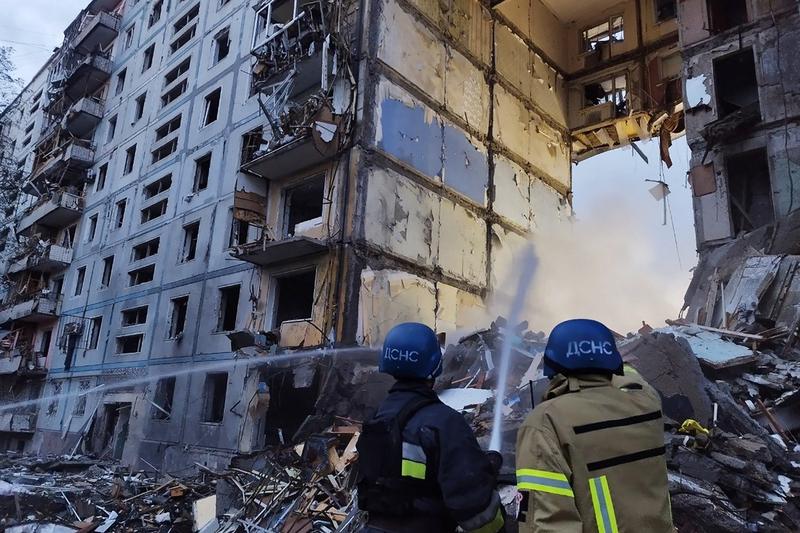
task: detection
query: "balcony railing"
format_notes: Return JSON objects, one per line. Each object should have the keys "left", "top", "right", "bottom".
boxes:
{"left": 8, "top": 244, "right": 74, "bottom": 274}
{"left": 73, "top": 11, "right": 120, "bottom": 54}
{"left": 64, "top": 97, "right": 105, "bottom": 137}
{"left": 27, "top": 141, "right": 94, "bottom": 191}
{"left": 17, "top": 190, "right": 84, "bottom": 235}
{"left": 64, "top": 53, "right": 113, "bottom": 101}
{"left": 0, "top": 292, "right": 61, "bottom": 325}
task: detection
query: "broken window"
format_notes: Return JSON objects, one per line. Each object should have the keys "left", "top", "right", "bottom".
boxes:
{"left": 193, "top": 154, "right": 211, "bottom": 191}
{"left": 161, "top": 80, "right": 188, "bottom": 107}
{"left": 230, "top": 219, "right": 252, "bottom": 246}
{"left": 116, "top": 333, "right": 144, "bottom": 354}
{"left": 173, "top": 3, "right": 200, "bottom": 34}
{"left": 581, "top": 16, "right": 624, "bottom": 53}
{"left": 115, "top": 69, "right": 127, "bottom": 96}
{"left": 151, "top": 139, "right": 178, "bottom": 163}
{"left": 142, "top": 44, "right": 155, "bottom": 72}
{"left": 144, "top": 174, "right": 172, "bottom": 198}
{"left": 241, "top": 126, "right": 265, "bottom": 165}
{"left": 726, "top": 148, "right": 774, "bottom": 235}
{"left": 134, "top": 93, "right": 147, "bottom": 122}
{"left": 713, "top": 48, "right": 760, "bottom": 119}
{"left": 40, "top": 329, "right": 52, "bottom": 357}
{"left": 124, "top": 24, "right": 136, "bottom": 50}
{"left": 273, "top": 269, "right": 315, "bottom": 327}
{"left": 203, "top": 372, "right": 227, "bottom": 423}
{"left": 170, "top": 25, "right": 197, "bottom": 54}
{"left": 148, "top": 0, "right": 163, "bottom": 27}
{"left": 654, "top": 0, "right": 676, "bottom": 22}
{"left": 254, "top": 0, "right": 304, "bottom": 46}
{"left": 124, "top": 145, "right": 136, "bottom": 175}
{"left": 132, "top": 238, "right": 160, "bottom": 261}
{"left": 106, "top": 115, "right": 117, "bottom": 143}
{"left": 217, "top": 285, "right": 240, "bottom": 331}
{"left": 155, "top": 115, "right": 181, "bottom": 141}
{"left": 88, "top": 317, "right": 101, "bottom": 349}
{"left": 661, "top": 53, "right": 683, "bottom": 104}
{"left": 96, "top": 163, "right": 108, "bottom": 192}
{"left": 73, "top": 394, "right": 86, "bottom": 416}
{"left": 115, "top": 199, "right": 127, "bottom": 228}
{"left": 87, "top": 214, "right": 98, "bottom": 242}
{"left": 214, "top": 27, "right": 231, "bottom": 63}
{"left": 141, "top": 198, "right": 168, "bottom": 223}
{"left": 181, "top": 221, "right": 200, "bottom": 262}
{"left": 708, "top": 0, "right": 748, "bottom": 33}
{"left": 203, "top": 88, "right": 221, "bottom": 126}
{"left": 284, "top": 176, "right": 324, "bottom": 237}
{"left": 121, "top": 306, "right": 148, "bottom": 326}
{"left": 151, "top": 377, "right": 175, "bottom": 420}
{"left": 164, "top": 58, "right": 190, "bottom": 86}
{"left": 129, "top": 264, "right": 155, "bottom": 286}
{"left": 583, "top": 74, "right": 628, "bottom": 116}
{"left": 169, "top": 296, "right": 189, "bottom": 338}
{"left": 74, "top": 267, "right": 86, "bottom": 296}
{"left": 100, "top": 255, "right": 114, "bottom": 288}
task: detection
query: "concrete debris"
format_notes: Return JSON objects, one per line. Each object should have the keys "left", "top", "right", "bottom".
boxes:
{"left": 5, "top": 313, "right": 800, "bottom": 532}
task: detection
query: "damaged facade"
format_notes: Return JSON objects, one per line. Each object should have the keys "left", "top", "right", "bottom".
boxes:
{"left": 0, "top": 0, "right": 684, "bottom": 469}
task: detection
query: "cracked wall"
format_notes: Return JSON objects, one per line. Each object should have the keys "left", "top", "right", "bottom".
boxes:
{"left": 351, "top": 0, "right": 572, "bottom": 343}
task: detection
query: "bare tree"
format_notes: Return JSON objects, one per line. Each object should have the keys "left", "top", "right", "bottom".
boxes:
{"left": 0, "top": 46, "right": 24, "bottom": 114}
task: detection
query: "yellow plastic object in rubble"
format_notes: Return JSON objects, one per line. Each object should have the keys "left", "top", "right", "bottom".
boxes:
{"left": 678, "top": 419, "right": 710, "bottom": 436}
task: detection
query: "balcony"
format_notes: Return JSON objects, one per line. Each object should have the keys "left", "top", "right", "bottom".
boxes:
{"left": 26, "top": 142, "right": 94, "bottom": 193}
{"left": 0, "top": 413, "right": 37, "bottom": 433}
{"left": 8, "top": 245, "right": 74, "bottom": 275}
{"left": 64, "top": 54, "right": 112, "bottom": 101}
{"left": 73, "top": 11, "right": 120, "bottom": 54}
{"left": 241, "top": 134, "right": 332, "bottom": 180}
{"left": 17, "top": 190, "right": 84, "bottom": 235}
{"left": 230, "top": 218, "right": 327, "bottom": 267}
{"left": 64, "top": 97, "right": 105, "bottom": 137}
{"left": 0, "top": 293, "right": 60, "bottom": 325}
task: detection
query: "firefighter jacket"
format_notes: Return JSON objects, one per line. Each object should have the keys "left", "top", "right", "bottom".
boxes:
{"left": 515, "top": 372, "right": 673, "bottom": 533}
{"left": 360, "top": 380, "right": 504, "bottom": 533}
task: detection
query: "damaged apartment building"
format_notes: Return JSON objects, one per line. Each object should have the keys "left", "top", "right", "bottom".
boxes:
{"left": 680, "top": 0, "right": 800, "bottom": 330}
{"left": 0, "top": 0, "right": 684, "bottom": 469}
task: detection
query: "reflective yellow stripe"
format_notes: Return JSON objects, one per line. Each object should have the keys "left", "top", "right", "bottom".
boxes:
{"left": 518, "top": 481, "right": 574, "bottom": 497}
{"left": 589, "top": 476, "right": 619, "bottom": 533}
{"left": 401, "top": 459, "right": 426, "bottom": 479}
{"left": 470, "top": 508, "right": 505, "bottom": 533}
{"left": 516, "top": 468, "right": 569, "bottom": 482}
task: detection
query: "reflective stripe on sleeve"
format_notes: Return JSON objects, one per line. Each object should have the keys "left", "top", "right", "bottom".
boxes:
{"left": 589, "top": 476, "right": 619, "bottom": 533}
{"left": 516, "top": 468, "right": 574, "bottom": 497}
{"left": 402, "top": 442, "right": 426, "bottom": 463}
{"left": 401, "top": 459, "right": 426, "bottom": 479}
{"left": 469, "top": 508, "right": 504, "bottom": 533}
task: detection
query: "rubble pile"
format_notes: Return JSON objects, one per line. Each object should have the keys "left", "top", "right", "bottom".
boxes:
{"left": 0, "top": 423, "right": 362, "bottom": 532}
{"left": 5, "top": 313, "right": 800, "bottom": 531}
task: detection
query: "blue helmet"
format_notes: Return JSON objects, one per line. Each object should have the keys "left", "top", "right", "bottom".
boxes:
{"left": 380, "top": 322, "right": 442, "bottom": 380}
{"left": 543, "top": 319, "right": 623, "bottom": 377}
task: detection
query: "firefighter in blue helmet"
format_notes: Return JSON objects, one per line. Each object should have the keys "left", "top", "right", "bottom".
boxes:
{"left": 357, "top": 322, "right": 505, "bottom": 533}
{"left": 516, "top": 319, "right": 673, "bottom": 532}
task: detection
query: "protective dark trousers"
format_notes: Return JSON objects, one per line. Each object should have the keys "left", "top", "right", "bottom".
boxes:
{"left": 516, "top": 371, "right": 674, "bottom": 532}
{"left": 357, "top": 380, "right": 504, "bottom": 533}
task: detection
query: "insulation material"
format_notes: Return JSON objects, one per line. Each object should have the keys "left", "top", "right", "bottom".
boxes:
{"left": 357, "top": 268, "right": 437, "bottom": 346}
{"left": 447, "top": 0, "right": 492, "bottom": 65}
{"left": 377, "top": 0, "right": 445, "bottom": 103}
{"left": 531, "top": 53, "right": 567, "bottom": 125}
{"left": 444, "top": 46, "right": 490, "bottom": 134}
{"left": 435, "top": 283, "right": 485, "bottom": 333}
{"left": 364, "top": 167, "right": 487, "bottom": 285}
{"left": 489, "top": 224, "right": 532, "bottom": 290}
{"left": 493, "top": 156, "right": 533, "bottom": 229}
{"left": 438, "top": 199, "right": 488, "bottom": 287}
{"left": 530, "top": 177, "right": 572, "bottom": 234}
{"left": 442, "top": 125, "right": 489, "bottom": 205}
{"left": 364, "top": 167, "right": 440, "bottom": 269}
{"left": 493, "top": 84, "right": 531, "bottom": 163}
{"left": 495, "top": 23, "right": 533, "bottom": 98}
{"left": 279, "top": 320, "right": 324, "bottom": 348}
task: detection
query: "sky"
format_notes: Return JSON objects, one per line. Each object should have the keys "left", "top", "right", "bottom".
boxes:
{"left": 3, "top": 1, "right": 698, "bottom": 333}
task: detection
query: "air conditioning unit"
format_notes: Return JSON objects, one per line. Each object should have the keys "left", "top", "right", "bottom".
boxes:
{"left": 64, "top": 322, "right": 84, "bottom": 335}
